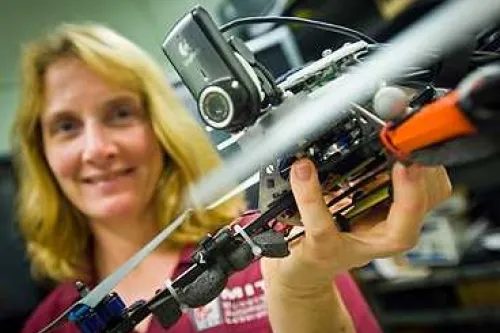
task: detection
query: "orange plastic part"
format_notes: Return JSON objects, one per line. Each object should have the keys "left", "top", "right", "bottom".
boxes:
{"left": 380, "top": 91, "right": 478, "bottom": 158}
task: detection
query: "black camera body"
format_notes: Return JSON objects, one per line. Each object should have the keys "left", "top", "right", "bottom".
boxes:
{"left": 162, "top": 6, "right": 262, "bottom": 132}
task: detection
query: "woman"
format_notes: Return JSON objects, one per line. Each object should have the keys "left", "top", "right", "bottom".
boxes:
{"left": 15, "top": 24, "right": 451, "bottom": 333}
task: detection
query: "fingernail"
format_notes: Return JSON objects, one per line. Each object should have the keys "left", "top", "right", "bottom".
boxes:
{"left": 295, "top": 159, "right": 312, "bottom": 181}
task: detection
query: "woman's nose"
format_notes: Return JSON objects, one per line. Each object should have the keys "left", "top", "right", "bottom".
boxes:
{"left": 81, "top": 123, "right": 118, "bottom": 166}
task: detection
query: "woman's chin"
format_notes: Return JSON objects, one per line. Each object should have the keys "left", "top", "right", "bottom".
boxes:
{"left": 84, "top": 199, "right": 141, "bottom": 222}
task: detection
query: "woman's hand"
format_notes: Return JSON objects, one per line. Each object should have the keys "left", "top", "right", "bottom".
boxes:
{"left": 261, "top": 158, "right": 452, "bottom": 290}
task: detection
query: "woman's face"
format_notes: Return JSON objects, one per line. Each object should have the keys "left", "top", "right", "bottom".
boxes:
{"left": 41, "top": 57, "right": 164, "bottom": 222}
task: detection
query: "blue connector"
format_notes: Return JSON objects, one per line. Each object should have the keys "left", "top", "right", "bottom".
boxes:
{"left": 69, "top": 282, "right": 127, "bottom": 333}
{"left": 95, "top": 292, "right": 126, "bottom": 324}
{"left": 68, "top": 304, "right": 105, "bottom": 333}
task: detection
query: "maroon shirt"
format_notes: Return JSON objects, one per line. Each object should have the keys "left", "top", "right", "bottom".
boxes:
{"left": 22, "top": 214, "right": 382, "bottom": 333}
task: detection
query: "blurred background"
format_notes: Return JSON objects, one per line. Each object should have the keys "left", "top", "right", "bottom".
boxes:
{"left": 1, "top": 0, "right": 500, "bottom": 332}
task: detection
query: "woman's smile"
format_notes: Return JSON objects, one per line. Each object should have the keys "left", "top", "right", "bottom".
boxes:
{"left": 82, "top": 167, "right": 136, "bottom": 192}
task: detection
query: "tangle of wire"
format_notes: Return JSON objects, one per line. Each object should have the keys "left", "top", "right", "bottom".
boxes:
{"left": 219, "top": 16, "right": 378, "bottom": 45}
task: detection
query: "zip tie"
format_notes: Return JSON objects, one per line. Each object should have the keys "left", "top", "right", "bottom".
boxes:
{"left": 233, "top": 224, "right": 262, "bottom": 258}
{"left": 164, "top": 279, "right": 187, "bottom": 311}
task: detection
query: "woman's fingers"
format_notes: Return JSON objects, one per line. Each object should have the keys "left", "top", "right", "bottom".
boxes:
{"left": 287, "top": 159, "right": 452, "bottom": 272}
{"left": 371, "top": 163, "right": 451, "bottom": 256}
{"left": 382, "top": 163, "right": 428, "bottom": 250}
{"left": 343, "top": 163, "right": 449, "bottom": 258}
{"left": 290, "top": 159, "right": 339, "bottom": 239}
{"left": 425, "top": 165, "right": 453, "bottom": 207}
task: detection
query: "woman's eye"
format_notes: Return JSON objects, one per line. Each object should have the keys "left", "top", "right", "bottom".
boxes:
{"left": 54, "top": 119, "right": 78, "bottom": 134}
{"left": 111, "top": 105, "right": 137, "bottom": 122}
{"left": 115, "top": 106, "right": 132, "bottom": 118}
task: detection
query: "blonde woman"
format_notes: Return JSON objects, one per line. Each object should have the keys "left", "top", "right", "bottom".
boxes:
{"left": 15, "top": 24, "right": 451, "bottom": 333}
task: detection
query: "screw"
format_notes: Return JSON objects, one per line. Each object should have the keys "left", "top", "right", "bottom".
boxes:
{"left": 265, "top": 164, "right": 275, "bottom": 174}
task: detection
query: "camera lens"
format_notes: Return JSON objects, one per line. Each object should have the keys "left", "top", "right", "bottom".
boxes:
{"left": 199, "top": 85, "right": 234, "bottom": 129}
{"left": 204, "top": 92, "right": 230, "bottom": 122}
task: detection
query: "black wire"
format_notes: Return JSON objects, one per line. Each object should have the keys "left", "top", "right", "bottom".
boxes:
{"left": 472, "top": 54, "right": 500, "bottom": 63}
{"left": 219, "top": 16, "right": 378, "bottom": 45}
{"left": 474, "top": 50, "right": 500, "bottom": 57}
{"left": 253, "top": 60, "right": 283, "bottom": 104}
{"left": 478, "top": 31, "right": 500, "bottom": 51}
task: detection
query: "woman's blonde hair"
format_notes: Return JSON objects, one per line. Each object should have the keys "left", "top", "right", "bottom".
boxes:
{"left": 13, "top": 23, "right": 246, "bottom": 282}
